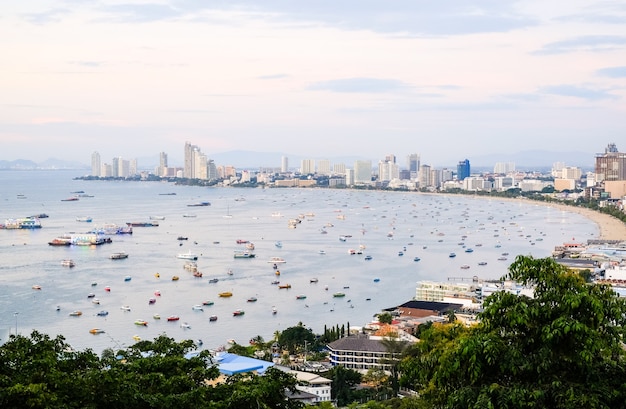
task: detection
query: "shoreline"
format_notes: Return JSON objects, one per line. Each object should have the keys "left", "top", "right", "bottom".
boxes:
{"left": 478, "top": 196, "right": 626, "bottom": 242}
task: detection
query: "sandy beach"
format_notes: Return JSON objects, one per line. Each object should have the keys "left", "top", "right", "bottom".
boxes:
{"left": 495, "top": 197, "right": 626, "bottom": 242}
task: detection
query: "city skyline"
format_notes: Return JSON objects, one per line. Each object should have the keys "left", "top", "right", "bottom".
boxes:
{"left": 1, "top": 2, "right": 625, "bottom": 164}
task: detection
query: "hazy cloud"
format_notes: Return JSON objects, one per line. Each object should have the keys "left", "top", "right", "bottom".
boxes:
{"left": 539, "top": 84, "right": 618, "bottom": 100}
{"left": 69, "top": 61, "right": 104, "bottom": 67}
{"left": 533, "top": 35, "right": 626, "bottom": 55}
{"left": 308, "top": 78, "right": 410, "bottom": 93}
{"left": 596, "top": 66, "right": 626, "bottom": 78}
{"left": 99, "top": 3, "right": 180, "bottom": 22}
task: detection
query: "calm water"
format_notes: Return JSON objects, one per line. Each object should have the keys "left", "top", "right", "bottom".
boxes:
{"left": 0, "top": 170, "right": 598, "bottom": 353}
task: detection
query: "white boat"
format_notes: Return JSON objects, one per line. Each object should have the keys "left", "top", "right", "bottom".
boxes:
{"left": 267, "top": 257, "right": 286, "bottom": 264}
{"left": 110, "top": 252, "right": 129, "bottom": 260}
{"left": 177, "top": 251, "right": 198, "bottom": 260}
{"left": 149, "top": 216, "right": 165, "bottom": 220}
{"left": 76, "top": 216, "right": 93, "bottom": 222}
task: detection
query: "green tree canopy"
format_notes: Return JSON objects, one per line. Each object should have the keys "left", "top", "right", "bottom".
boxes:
{"left": 401, "top": 255, "right": 626, "bottom": 409}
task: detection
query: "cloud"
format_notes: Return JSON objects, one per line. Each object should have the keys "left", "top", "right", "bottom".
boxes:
{"left": 88, "top": 1, "right": 536, "bottom": 35}
{"left": 596, "top": 66, "right": 626, "bottom": 78}
{"left": 539, "top": 84, "right": 618, "bottom": 100}
{"left": 308, "top": 78, "right": 410, "bottom": 93}
{"left": 257, "top": 74, "right": 290, "bottom": 80}
{"left": 22, "top": 8, "right": 70, "bottom": 24}
{"left": 69, "top": 61, "right": 104, "bottom": 67}
{"left": 533, "top": 35, "right": 626, "bottom": 55}
{"left": 99, "top": 3, "right": 180, "bottom": 22}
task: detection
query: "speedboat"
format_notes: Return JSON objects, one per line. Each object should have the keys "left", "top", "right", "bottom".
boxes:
{"left": 167, "top": 315, "right": 180, "bottom": 321}
{"left": 89, "top": 328, "right": 104, "bottom": 334}
{"left": 69, "top": 310, "right": 82, "bottom": 316}
{"left": 134, "top": 319, "right": 148, "bottom": 326}
{"left": 192, "top": 305, "right": 204, "bottom": 311}
{"left": 61, "top": 259, "right": 75, "bottom": 267}
{"left": 110, "top": 252, "right": 129, "bottom": 260}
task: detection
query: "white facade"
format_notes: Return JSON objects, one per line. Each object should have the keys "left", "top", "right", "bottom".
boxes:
{"left": 333, "top": 162, "right": 346, "bottom": 175}
{"left": 417, "top": 164, "right": 431, "bottom": 188}
{"left": 281, "top": 156, "right": 288, "bottom": 173}
{"left": 317, "top": 159, "right": 331, "bottom": 175}
{"left": 300, "top": 159, "right": 315, "bottom": 175}
{"left": 354, "top": 160, "right": 372, "bottom": 184}
{"left": 494, "top": 162, "right": 515, "bottom": 174}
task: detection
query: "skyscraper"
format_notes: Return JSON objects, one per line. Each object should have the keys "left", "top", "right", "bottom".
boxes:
{"left": 300, "top": 159, "right": 315, "bottom": 175}
{"left": 457, "top": 159, "right": 470, "bottom": 181}
{"left": 91, "top": 152, "right": 101, "bottom": 176}
{"left": 354, "top": 160, "right": 372, "bottom": 184}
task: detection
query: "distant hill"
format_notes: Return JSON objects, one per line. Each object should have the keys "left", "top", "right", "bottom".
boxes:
{"left": 0, "top": 158, "right": 89, "bottom": 170}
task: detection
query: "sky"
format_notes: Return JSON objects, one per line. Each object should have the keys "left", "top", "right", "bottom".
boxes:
{"left": 1, "top": 0, "right": 625, "bottom": 167}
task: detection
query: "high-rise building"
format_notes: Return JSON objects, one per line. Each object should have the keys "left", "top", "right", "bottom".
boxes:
{"left": 300, "top": 159, "right": 315, "bottom": 175}
{"left": 111, "top": 157, "right": 120, "bottom": 178}
{"left": 157, "top": 152, "right": 168, "bottom": 177}
{"left": 184, "top": 142, "right": 196, "bottom": 178}
{"left": 354, "top": 160, "right": 372, "bottom": 184}
{"left": 184, "top": 142, "right": 209, "bottom": 179}
{"left": 457, "top": 159, "right": 470, "bottom": 180}
{"left": 317, "top": 159, "right": 331, "bottom": 176}
{"left": 281, "top": 156, "right": 289, "bottom": 173}
{"left": 494, "top": 162, "right": 515, "bottom": 174}
{"left": 407, "top": 154, "right": 420, "bottom": 179}
{"left": 595, "top": 143, "right": 626, "bottom": 182}
{"left": 91, "top": 152, "right": 101, "bottom": 176}
{"left": 378, "top": 158, "right": 399, "bottom": 182}
{"left": 418, "top": 164, "right": 431, "bottom": 188}
{"left": 333, "top": 163, "right": 346, "bottom": 175}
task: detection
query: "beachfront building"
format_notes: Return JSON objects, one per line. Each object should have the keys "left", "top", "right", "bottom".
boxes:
{"left": 300, "top": 159, "right": 315, "bottom": 175}
{"left": 407, "top": 153, "right": 420, "bottom": 179}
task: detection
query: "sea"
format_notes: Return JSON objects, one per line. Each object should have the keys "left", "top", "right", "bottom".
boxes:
{"left": 0, "top": 170, "right": 598, "bottom": 354}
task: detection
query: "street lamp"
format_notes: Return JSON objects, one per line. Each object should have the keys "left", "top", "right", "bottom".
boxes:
{"left": 14, "top": 312, "right": 18, "bottom": 336}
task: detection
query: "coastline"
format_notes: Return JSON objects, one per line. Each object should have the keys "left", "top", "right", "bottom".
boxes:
{"left": 480, "top": 196, "right": 626, "bottom": 242}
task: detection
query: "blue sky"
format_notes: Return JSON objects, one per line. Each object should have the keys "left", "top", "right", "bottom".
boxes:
{"left": 1, "top": 1, "right": 625, "bottom": 166}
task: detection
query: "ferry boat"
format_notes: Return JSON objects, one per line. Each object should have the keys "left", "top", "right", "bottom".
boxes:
{"left": 234, "top": 251, "right": 256, "bottom": 259}
{"left": 2, "top": 217, "right": 42, "bottom": 229}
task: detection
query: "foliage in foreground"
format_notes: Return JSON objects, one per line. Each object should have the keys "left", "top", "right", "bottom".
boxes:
{"left": 0, "top": 333, "right": 302, "bottom": 409}
{"left": 400, "top": 255, "right": 626, "bottom": 409}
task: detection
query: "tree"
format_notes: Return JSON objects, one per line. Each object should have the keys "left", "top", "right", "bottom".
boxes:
{"left": 278, "top": 323, "right": 315, "bottom": 355}
{"left": 402, "top": 255, "right": 626, "bottom": 408}
{"left": 327, "top": 365, "right": 362, "bottom": 407}
{"left": 377, "top": 312, "right": 393, "bottom": 325}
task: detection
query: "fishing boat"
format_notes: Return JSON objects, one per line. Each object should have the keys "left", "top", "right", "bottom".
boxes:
{"left": 278, "top": 284, "right": 291, "bottom": 289}
{"left": 203, "top": 300, "right": 214, "bottom": 306}
{"left": 333, "top": 292, "right": 346, "bottom": 298}
{"left": 364, "top": 255, "right": 373, "bottom": 261}
{"left": 219, "top": 291, "right": 233, "bottom": 297}
{"left": 310, "top": 278, "right": 319, "bottom": 283}
{"left": 449, "top": 253, "right": 456, "bottom": 258}
{"left": 209, "top": 315, "right": 218, "bottom": 321}
{"left": 478, "top": 261, "right": 488, "bottom": 266}
{"left": 247, "top": 297, "right": 258, "bottom": 302}
{"left": 460, "top": 265, "right": 470, "bottom": 269}
{"left": 296, "top": 294, "right": 307, "bottom": 300}
{"left": 465, "top": 248, "right": 474, "bottom": 253}
{"left": 208, "top": 278, "right": 219, "bottom": 284}
{"left": 171, "top": 276, "right": 180, "bottom": 281}
{"left": 96, "top": 310, "right": 109, "bottom": 317}
{"left": 69, "top": 310, "right": 82, "bottom": 316}
{"left": 233, "top": 309, "right": 245, "bottom": 316}
{"left": 413, "top": 257, "right": 421, "bottom": 262}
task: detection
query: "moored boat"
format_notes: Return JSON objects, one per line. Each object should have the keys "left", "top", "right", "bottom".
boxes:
{"left": 234, "top": 251, "right": 255, "bottom": 259}
{"left": 110, "top": 252, "right": 129, "bottom": 260}
{"left": 219, "top": 291, "right": 233, "bottom": 297}
{"left": 134, "top": 319, "right": 148, "bottom": 326}
{"left": 333, "top": 292, "right": 346, "bottom": 298}
{"left": 61, "top": 259, "right": 75, "bottom": 267}
{"left": 278, "top": 284, "right": 291, "bottom": 289}
{"left": 167, "top": 315, "right": 180, "bottom": 321}
{"left": 268, "top": 257, "right": 286, "bottom": 264}
{"left": 233, "top": 309, "right": 245, "bottom": 316}
{"left": 69, "top": 310, "right": 82, "bottom": 316}
{"left": 296, "top": 294, "right": 307, "bottom": 300}
{"left": 89, "top": 328, "right": 105, "bottom": 334}
{"left": 209, "top": 315, "right": 218, "bottom": 321}
{"left": 76, "top": 216, "right": 93, "bottom": 222}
